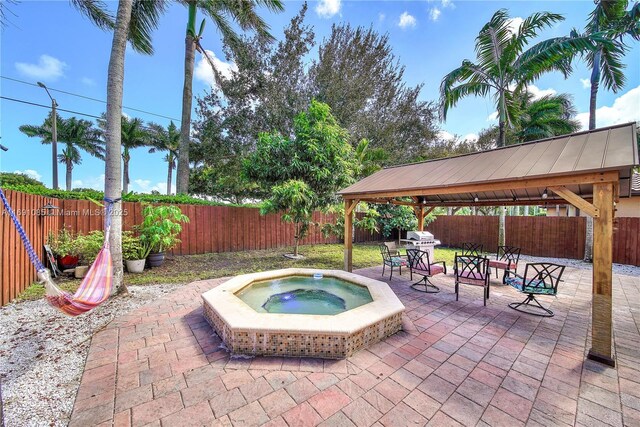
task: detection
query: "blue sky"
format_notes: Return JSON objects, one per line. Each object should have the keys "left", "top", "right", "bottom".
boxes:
{"left": 1, "top": 0, "right": 639, "bottom": 193}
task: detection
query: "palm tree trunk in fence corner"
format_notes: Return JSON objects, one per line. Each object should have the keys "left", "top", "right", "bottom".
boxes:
{"left": 166, "top": 163, "right": 173, "bottom": 195}
{"left": 104, "top": 0, "right": 133, "bottom": 294}
{"left": 66, "top": 158, "right": 73, "bottom": 191}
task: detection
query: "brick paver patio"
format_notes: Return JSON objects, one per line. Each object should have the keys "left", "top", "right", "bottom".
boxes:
{"left": 69, "top": 264, "right": 640, "bottom": 427}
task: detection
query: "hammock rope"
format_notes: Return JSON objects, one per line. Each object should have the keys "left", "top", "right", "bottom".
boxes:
{"left": 0, "top": 188, "right": 118, "bottom": 316}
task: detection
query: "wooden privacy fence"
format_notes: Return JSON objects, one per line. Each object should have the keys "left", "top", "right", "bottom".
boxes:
{"left": 0, "top": 190, "right": 380, "bottom": 305}
{"left": 426, "top": 215, "right": 640, "bottom": 266}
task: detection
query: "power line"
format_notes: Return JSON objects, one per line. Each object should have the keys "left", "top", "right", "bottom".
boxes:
{"left": 1, "top": 76, "right": 182, "bottom": 123}
{"left": 1, "top": 96, "right": 102, "bottom": 119}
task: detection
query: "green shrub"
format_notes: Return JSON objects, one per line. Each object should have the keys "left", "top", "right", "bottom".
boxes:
{"left": 136, "top": 205, "right": 189, "bottom": 253}
{"left": 47, "top": 228, "right": 76, "bottom": 256}
{"left": 73, "top": 231, "right": 104, "bottom": 264}
{"left": 122, "top": 232, "right": 150, "bottom": 260}
{"left": 0, "top": 173, "right": 45, "bottom": 187}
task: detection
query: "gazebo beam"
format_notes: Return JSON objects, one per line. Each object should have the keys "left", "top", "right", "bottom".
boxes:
{"left": 588, "top": 181, "right": 615, "bottom": 366}
{"left": 344, "top": 170, "right": 618, "bottom": 200}
{"left": 359, "top": 197, "right": 585, "bottom": 208}
{"left": 549, "top": 186, "right": 599, "bottom": 217}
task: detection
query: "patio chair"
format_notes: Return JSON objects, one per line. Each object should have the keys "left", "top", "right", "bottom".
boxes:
{"left": 506, "top": 263, "right": 566, "bottom": 317}
{"left": 454, "top": 254, "right": 490, "bottom": 306}
{"left": 488, "top": 245, "right": 521, "bottom": 284}
{"left": 379, "top": 244, "right": 407, "bottom": 279}
{"left": 383, "top": 241, "right": 402, "bottom": 257}
{"left": 406, "top": 248, "right": 447, "bottom": 293}
{"left": 461, "top": 242, "right": 483, "bottom": 257}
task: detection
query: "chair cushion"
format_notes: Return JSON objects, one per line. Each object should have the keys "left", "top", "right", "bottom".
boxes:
{"left": 456, "top": 271, "right": 487, "bottom": 286}
{"left": 390, "top": 257, "right": 407, "bottom": 267}
{"left": 489, "top": 260, "right": 516, "bottom": 270}
{"left": 412, "top": 264, "right": 445, "bottom": 276}
{"left": 506, "top": 277, "right": 555, "bottom": 295}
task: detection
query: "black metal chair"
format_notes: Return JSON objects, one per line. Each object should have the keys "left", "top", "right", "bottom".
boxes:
{"left": 379, "top": 244, "right": 407, "bottom": 279}
{"left": 488, "top": 245, "right": 521, "bottom": 284}
{"left": 461, "top": 243, "right": 483, "bottom": 257}
{"left": 406, "top": 249, "right": 447, "bottom": 293}
{"left": 454, "top": 254, "right": 490, "bottom": 306}
{"left": 506, "top": 263, "right": 565, "bottom": 317}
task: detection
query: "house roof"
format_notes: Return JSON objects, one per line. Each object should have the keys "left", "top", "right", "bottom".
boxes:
{"left": 339, "top": 122, "right": 639, "bottom": 206}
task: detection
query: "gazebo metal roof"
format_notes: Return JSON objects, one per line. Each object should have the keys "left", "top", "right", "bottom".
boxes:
{"left": 339, "top": 122, "right": 638, "bottom": 206}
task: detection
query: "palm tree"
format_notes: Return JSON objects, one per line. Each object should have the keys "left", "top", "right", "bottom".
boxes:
{"left": 440, "top": 9, "right": 598, "bottom": 148}
{"left": 440, "top": 9, "right": 599, "bottom": 247}
{"left": 514, "top": 93, "right": 581, "bottom": 142}
{"left": 99, "top": 114, "right": 152, "bottom": 193}
{"left": 20, "top": 114, "right": 104, "bottom": 190}
{"left": 571, "top": 0, "right": 639, "bottom": 130}
{"left": 175, "top": 0, "right": 285, "bottom": 194}
{"left": 148, "top": 121, "right": 180, "bottom": 195}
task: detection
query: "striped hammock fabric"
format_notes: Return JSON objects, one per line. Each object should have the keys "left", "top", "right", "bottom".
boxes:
{"left": 0, "top": 188, "right": 116, "bottom": 316}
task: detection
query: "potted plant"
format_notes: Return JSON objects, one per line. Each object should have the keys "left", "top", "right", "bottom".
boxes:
{"left": 73, "top": 231, "right": 103, "bottom": 278}
{"left": 122, "top": 232, "right": 151, "bottom": 273}
{"left": 135, "top": 204, "right": 189, "bottom": 267}
{"left": 47, "top": 228, "right": 79, "bottom": 270}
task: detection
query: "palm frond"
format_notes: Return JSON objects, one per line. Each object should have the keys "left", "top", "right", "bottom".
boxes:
{"left": 70, "top": 0, "right": 114, "bottom": 30}
{"left": 127, "top": 0, "right": 166, "bottom": 55}
{"left": 599, "top": 42, "right": 627, "bottom": 91}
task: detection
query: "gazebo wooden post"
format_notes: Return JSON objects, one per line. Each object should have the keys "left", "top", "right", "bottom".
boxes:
{"left": 344, "top": 199, "right": 357, "bottom": 272}
{"left": 416, "top": 206, "right": 425, "bottom": 231}
{"left": 588, "top": 181, "right": 615, "bottom": 366}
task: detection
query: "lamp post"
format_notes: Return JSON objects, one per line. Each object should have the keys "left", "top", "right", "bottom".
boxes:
{"left": 37, "top": 82, "right": 58, "bottom": 190}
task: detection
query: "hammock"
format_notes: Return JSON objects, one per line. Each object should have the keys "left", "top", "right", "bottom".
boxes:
{"left": 0, "top": 188, "right": 117, "bottom": 316}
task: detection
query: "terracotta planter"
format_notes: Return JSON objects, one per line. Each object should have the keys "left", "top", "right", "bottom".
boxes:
{"left": 126, "top": 259, "right": 146, "bottom": 273}
{"left": 58, "top": 255, "right": 79, "bottom": 270}
{"left": 146, "top": 252, "right": 165, "bottom": 268}
{"left": 75, "top": 265, "right": 89, "bottom": 279}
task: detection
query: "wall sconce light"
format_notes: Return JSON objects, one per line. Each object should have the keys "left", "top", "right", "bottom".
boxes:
{"left": 474, "top": 195, "right": 479, "bottom": 203}
{"left": 542, "top": 188, "right": 548, "bottom": 199}
{"left": 41, "top": 202, "right": 59, "bottom": 217}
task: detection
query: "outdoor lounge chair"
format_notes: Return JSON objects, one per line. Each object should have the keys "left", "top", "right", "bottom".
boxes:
{"left": 379, "top": 244, "right": 407, "bottom": 279}
{"left": 454, "top": 254, "right": 490, "bottom": 306}
{"left": 383, "top": 241, "right": 402, "bottom": 257}
{"left": 488, "top": 245, "right": 521, "bottom": 284}
{"left": 461, "top": 242, "right": 483, "bottom": 257}
{"left": 406, "top": 248, "right": 447, "bottom": 293}
{"left": 506, "top": 262, "right": 565, "bottom": 317}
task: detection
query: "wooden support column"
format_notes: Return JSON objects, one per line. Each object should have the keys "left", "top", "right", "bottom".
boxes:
{"left": 416, "top": 206, "right": 424, "bottom": 231}
{"left": 344, "top": 199, "right": 357, "bottom": 272}
{"left": 588, "top": 181, "right": 615, "bottom": 367}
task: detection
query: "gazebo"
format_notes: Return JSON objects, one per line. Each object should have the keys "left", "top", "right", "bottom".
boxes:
{"left": 339, "top": 122, "right": 639, "bottom": 367}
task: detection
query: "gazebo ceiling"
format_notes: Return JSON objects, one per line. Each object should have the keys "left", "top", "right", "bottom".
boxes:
{"left": 339, "top": 123, "right": 639, "bottom": 206}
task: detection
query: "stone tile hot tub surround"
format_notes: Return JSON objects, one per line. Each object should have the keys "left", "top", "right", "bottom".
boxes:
{"left": 202, "top": 268, "right": 405, "bottom": 359}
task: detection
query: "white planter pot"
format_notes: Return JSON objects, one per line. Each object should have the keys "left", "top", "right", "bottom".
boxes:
{"left": 126, "top": 259, "right": 146, "bottom": 274}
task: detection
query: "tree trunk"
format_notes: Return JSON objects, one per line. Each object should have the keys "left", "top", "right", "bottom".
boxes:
{"left": 176, "top": 28, "right": 196, "bottom": 194}
{"left": 498, "top": 90, "right": 506, "bottom": 147}
{"left": 498, "top": 207, "right": 506, "bottom": 247}
{"left": 589, "top": 51, "right": 601, "bottom": 131}
{"left": 66, "top": 158, "right": 73, "bottom": 191}
{"left": 294, "top": 223, "right": 299, "bottom": 256}
{"left": 122, "top": 155, "right": 129, "bottom": 194}
{"left": 104, "top": 0, "right": 132, "bottom": 294}
{"left": 167, "top": 163, "right": 173, "bottom": 195}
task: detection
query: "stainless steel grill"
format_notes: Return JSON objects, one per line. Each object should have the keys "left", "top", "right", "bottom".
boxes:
{"left": 400, "top": 231, "right": 441, "bottom": 259}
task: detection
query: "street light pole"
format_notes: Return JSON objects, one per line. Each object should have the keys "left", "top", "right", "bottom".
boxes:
{"left": 37, "top": 82, "right": 58, "bottom": 190}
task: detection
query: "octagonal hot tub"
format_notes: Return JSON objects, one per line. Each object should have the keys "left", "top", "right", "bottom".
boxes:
{"left": 202, "top": 268, "right": 405, "bottom": 359}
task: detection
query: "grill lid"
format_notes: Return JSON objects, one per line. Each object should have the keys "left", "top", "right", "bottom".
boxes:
{"left": 406, "top": 231, "right": 435, "bottom": 241}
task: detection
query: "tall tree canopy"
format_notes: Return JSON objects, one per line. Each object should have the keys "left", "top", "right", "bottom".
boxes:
{"left": 244, "top": 100, "right": 356, "bottom": 255}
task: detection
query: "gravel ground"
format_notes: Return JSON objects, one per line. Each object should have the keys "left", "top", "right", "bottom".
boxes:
{"left": 0, "top": 283, "right": 181, "bottom": 427}
{"left": 0, "top": 257, "right": 638, "bottom": 427}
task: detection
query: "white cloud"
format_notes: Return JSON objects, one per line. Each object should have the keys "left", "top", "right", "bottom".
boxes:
{"left": 81, "top": 77, "right": 95, "bottom": 86}
{"left": 506, "top": 17, "right": 524, "bottom": 35}
{"left": 441, "top": 0, "right": 455, "bottom": 8}
{"left": 72, "top": 174, "right": 105, "bottom": 191}
{"left": 576, "top": 85, "right": 640, "bottom": 130}
{"left": 437, "top": 130, "right": 455, "bottom": 141}
{"left": 133, "top": 179, "right": 170, "bottom": 194}
{"left": 487, "top": 111, "right": 499, "bottom": 122}
{"left": 527, "top": 84, "right": 557, "bottom": 100}
{"left": 15, "top": 54, "right": 67, "bottom": 81}
{"left": 194, "top": 50, "right": 238, "bottom": 88}
{"left": 398, "top": 12, "right": 417, "bottom": 29}
{"left": 378, "top": 13, "right": 386, "bottom": 22}
{"left": 429, "top": 8, "right": 441, "bottom": 22}
{"left": 14, "top": 169, "right": 42, "bottom": 181}
{"left": 463, "top": 133, "right": 479, "bottom": 142}
{"left": 580, "top": 78, "right": 591, "bottom": 89}
{"left": 316, "top": 0, "right": 341, "bottom": 18}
